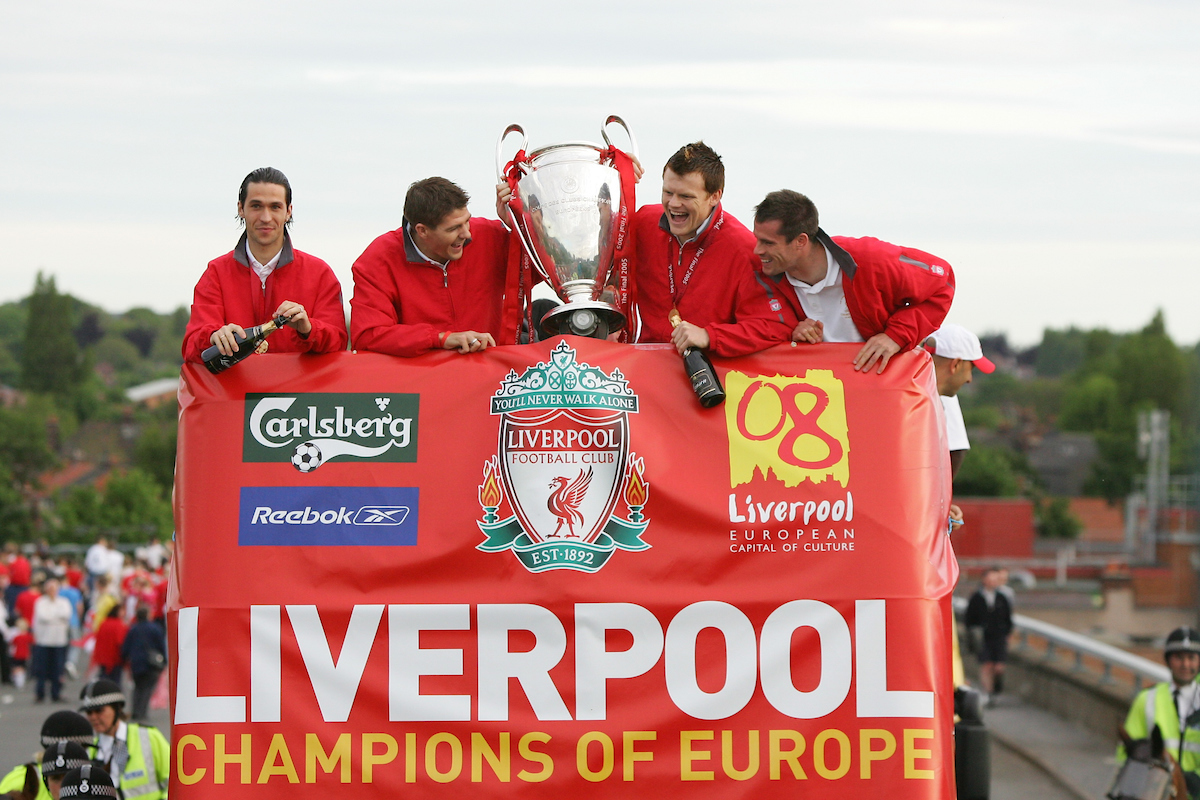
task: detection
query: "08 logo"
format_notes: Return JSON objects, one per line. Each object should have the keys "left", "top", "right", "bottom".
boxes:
{"left": 724, "top": 370, "right": 850, "bottom": 488}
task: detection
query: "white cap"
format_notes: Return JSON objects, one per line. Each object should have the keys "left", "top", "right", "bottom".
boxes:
{"left": 926, "top": 324, "right": 995, "bottom": 373}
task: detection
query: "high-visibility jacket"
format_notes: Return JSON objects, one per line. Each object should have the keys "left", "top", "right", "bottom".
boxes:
{"left": 0, "top": 763, "right": 51, "bottom": 800}
{"left": 101, "top": 723, "right": 170, "bottom": 800}
{"left": 1122, "top": 681, "right": 1200, "bottom": 774}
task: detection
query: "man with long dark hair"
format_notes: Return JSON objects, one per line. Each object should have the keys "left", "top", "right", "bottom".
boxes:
{"left": 182, "top": 167, "right": 348, "bottom": 363}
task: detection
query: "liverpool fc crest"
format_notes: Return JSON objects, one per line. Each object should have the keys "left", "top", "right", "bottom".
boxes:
{"left": 477, "top": 342, "right": 651, "bottom": 573}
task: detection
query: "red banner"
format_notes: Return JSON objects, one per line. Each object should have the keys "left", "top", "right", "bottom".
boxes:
{"left": 169, "top": 339, "right": 957, "bottom": 798}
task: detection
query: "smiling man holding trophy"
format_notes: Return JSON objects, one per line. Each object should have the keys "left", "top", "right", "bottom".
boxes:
{"left": 497, "top": 123, "right": 793, "bottom": 406}
{"left": 631, "top": 142, "right": 795, "bottom": 358}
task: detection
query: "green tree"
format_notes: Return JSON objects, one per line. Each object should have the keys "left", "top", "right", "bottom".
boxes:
{"left": 0, "top": 301, "right": 29, "bottom": 386}
{"left": 133, "top": 420, "right": 177, "bottom": 492}
{"left": 1084, "top": 430, "right": 1141, "bottom": 501}
{"left": 1036, "top": 496, "right": 1083, "bottom": 539}
{"left": 0, "top": 464, "right": 35, "bottom": 543}
{"left": 20, "top": 273, "right": 85, "bottom": 395}
{"left": 1113, "top": 312, "right": 1185, "bottom": 416}
{"left": 54, "top": 468, "right": 172, "bottom": 542}
{"left": 1073, "top": 312, "right": 1188, "bottom": 500}
{"left": 103, "top": 469, "right": 173, "bottom": 536}
{"left": 0, "top": 407, "right": 56, "bottom": 544}
{"left": 953, "top": 444, "right": 1027, "bottom": 497}
{"left": 55, "top": 485, "right": 104, "bottom": 541}
{"left": 0, "top": 406, "right": 57, "bottom": 486}
{"left": 1035, "top": 327, "right": 1088, "bottom": 378}
{"left": 1059, "top": 373, "right": 1121, "bottom": 432}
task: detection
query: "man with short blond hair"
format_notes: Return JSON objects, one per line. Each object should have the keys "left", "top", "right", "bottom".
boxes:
{"left": 632, "top": 142, "right": 795, "bottom": 357}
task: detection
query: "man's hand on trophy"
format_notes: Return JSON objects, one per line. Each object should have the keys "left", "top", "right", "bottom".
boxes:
{"left": 630, "top": 154, "right": 644, "bottom": 182}
{"left": 443, "top": 330, "right": 497, "bottom": 354}
{"left": 495, "top": 183, "right": 514, "bottom": 228}
{"left": 671, "top": 320, "right": 710, "bottom": 355}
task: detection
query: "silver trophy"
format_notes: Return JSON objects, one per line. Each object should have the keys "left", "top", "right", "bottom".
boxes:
{"left": 497, "top": 116, "right": 637, "bottom": 339}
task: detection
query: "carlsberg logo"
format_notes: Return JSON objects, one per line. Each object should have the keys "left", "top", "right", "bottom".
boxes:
{"left": 243, "top": 393, "right": 419, "bottom": 468}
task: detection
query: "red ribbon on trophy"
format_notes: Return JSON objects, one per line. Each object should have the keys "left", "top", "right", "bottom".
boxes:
{"left": 500, "top": 148, "right": 534, "bottom": 345}
{"left": 599, "top": 143, "right": 638, "bottom": 343}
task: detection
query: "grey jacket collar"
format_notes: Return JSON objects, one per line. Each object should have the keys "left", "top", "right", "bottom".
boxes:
{"left": 232, "top": 231, "right": 295, "bottom": 269}
{"left": 401, "top": 217, "right": 472, "bottom": 266}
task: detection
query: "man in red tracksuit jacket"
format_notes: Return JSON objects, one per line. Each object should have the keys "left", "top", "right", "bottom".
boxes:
{"left": 182, "top": 167, "right": 348, "bottom": 362}
{"left": 752, "top": 189, "right": 955, "bottom": 373}
{"left": 351, "top": 177, "right": 512, "bottom": 357}
{"left": 633, "top": 142, "right": 795, "bottom": 357}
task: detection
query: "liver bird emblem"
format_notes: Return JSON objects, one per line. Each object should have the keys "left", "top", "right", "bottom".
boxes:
{"left": 547, "top": 467, "right": 593, "bottom": 538}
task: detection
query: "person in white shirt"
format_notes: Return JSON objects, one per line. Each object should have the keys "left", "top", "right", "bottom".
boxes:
{"left": 32, "top": 579, "right": 73, "bottom": 702}
{"left": 136, "top": 537, "right": 166, "bottom": 572}
{"left": 925, "top": 324, "right": 995, "bottom": 468}
{"left": 105, "top": 548, "right": 125, "bottom": 588}
{"left": 924, "top": 323, "right": 995, "bottom": 529}
{"left": 84, "top": 537, "right": 110, "bottom": 592}
{"left": 0, "top": 574, "right": 12, "bottom": 685}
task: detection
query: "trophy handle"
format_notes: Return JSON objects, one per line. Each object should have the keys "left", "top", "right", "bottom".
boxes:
{"left": 602, "top": 115, "right": 639, "bottom": 160}
{"left": 496, "top": 124, "right": 529, "bottom": 182}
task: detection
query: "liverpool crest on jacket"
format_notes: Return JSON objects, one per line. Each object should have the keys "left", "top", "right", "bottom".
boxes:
{"left": 477, "top": 341, "right": 651, "bottom": 573}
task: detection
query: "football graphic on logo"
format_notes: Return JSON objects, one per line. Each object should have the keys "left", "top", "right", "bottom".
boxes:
{"left": 291, "top": 441, "right": 324, "bottom": 473}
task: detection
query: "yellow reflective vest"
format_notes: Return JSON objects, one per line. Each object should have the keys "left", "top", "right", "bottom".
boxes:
{"left": 0, "top": 763, "right": 51, "bottom": 800}
{"left": 1122, "top": 681, "right": 1200, "bottom": 774}
{"left": 100, "top": 723, "right": 170, "bottom": 800}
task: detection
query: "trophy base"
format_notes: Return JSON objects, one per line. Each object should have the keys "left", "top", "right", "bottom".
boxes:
{"left": 539, "top": 302, "right": 626, "bottom": 340}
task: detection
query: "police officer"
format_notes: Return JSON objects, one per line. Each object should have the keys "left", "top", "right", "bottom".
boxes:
{"left": 1123, "top": 626, "right": 1200, "bottom": 795}
{"left": 0, "top": 710, "right": 95, "bottom": 800}
{"left": 56, "top": 764, "right": 118, "bottom": 800}
{"left": 78, "top": 679, "right": 168, "bottom": 800}
{"left": 39, "top": 742, "right": 92, "bottom": 800}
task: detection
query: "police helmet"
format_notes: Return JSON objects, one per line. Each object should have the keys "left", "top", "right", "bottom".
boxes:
{"left": 39, "top": 710, "right": 95, "bottom": 748}
{"left": 1165, "top": 626, "right": 1200, "bottom": 656}
{"left": 78, "top": 679, "right": 126, "bottom": 714}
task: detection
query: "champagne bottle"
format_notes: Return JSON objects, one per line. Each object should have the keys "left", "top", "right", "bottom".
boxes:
{"left": 201, "top": 315, "right": 287, "bottom": 375}
{"left": 669, "top": 309, "right": 726, "bottom": 408}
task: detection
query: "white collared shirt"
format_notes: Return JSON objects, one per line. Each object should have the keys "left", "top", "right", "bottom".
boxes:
{"left": 1176, "top": 680, "right": 1200, "bottom": 723}
{"left": 95, "top": 720, "right": 128, "bottom": 763}
{"left": 246, "top": 241, "right": 283, "bottom": 288}
{"left": 785, "top": 248, "right": 863, "bottom": 343}
{"left": 942, "top": 396, "right": 971, "bottom": 452}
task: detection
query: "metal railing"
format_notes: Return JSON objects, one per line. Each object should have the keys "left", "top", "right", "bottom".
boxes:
{"left": 954, "top": 597, "right": 1169, "bottom": 693}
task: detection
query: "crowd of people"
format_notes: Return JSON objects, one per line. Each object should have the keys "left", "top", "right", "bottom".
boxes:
{"left": 0, "top": 536, "right": 170, "bottom": 717}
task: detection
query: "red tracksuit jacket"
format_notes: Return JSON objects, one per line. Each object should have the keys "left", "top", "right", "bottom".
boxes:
{"left": 350, "top": 218, "right": 511, "bottom": 357}
{"left": 764, "top": 231, "right": 955, "bottom": 350}
{"left": 182, "top": 234, "right": 347, "bottom": 362}
{"left": 632, "top": 204, "right": 795, "bottom": 356}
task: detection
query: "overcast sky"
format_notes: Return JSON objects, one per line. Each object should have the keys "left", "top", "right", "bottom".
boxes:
{"left": 1, "top": 0, "right": 1196, "bottom": 346}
